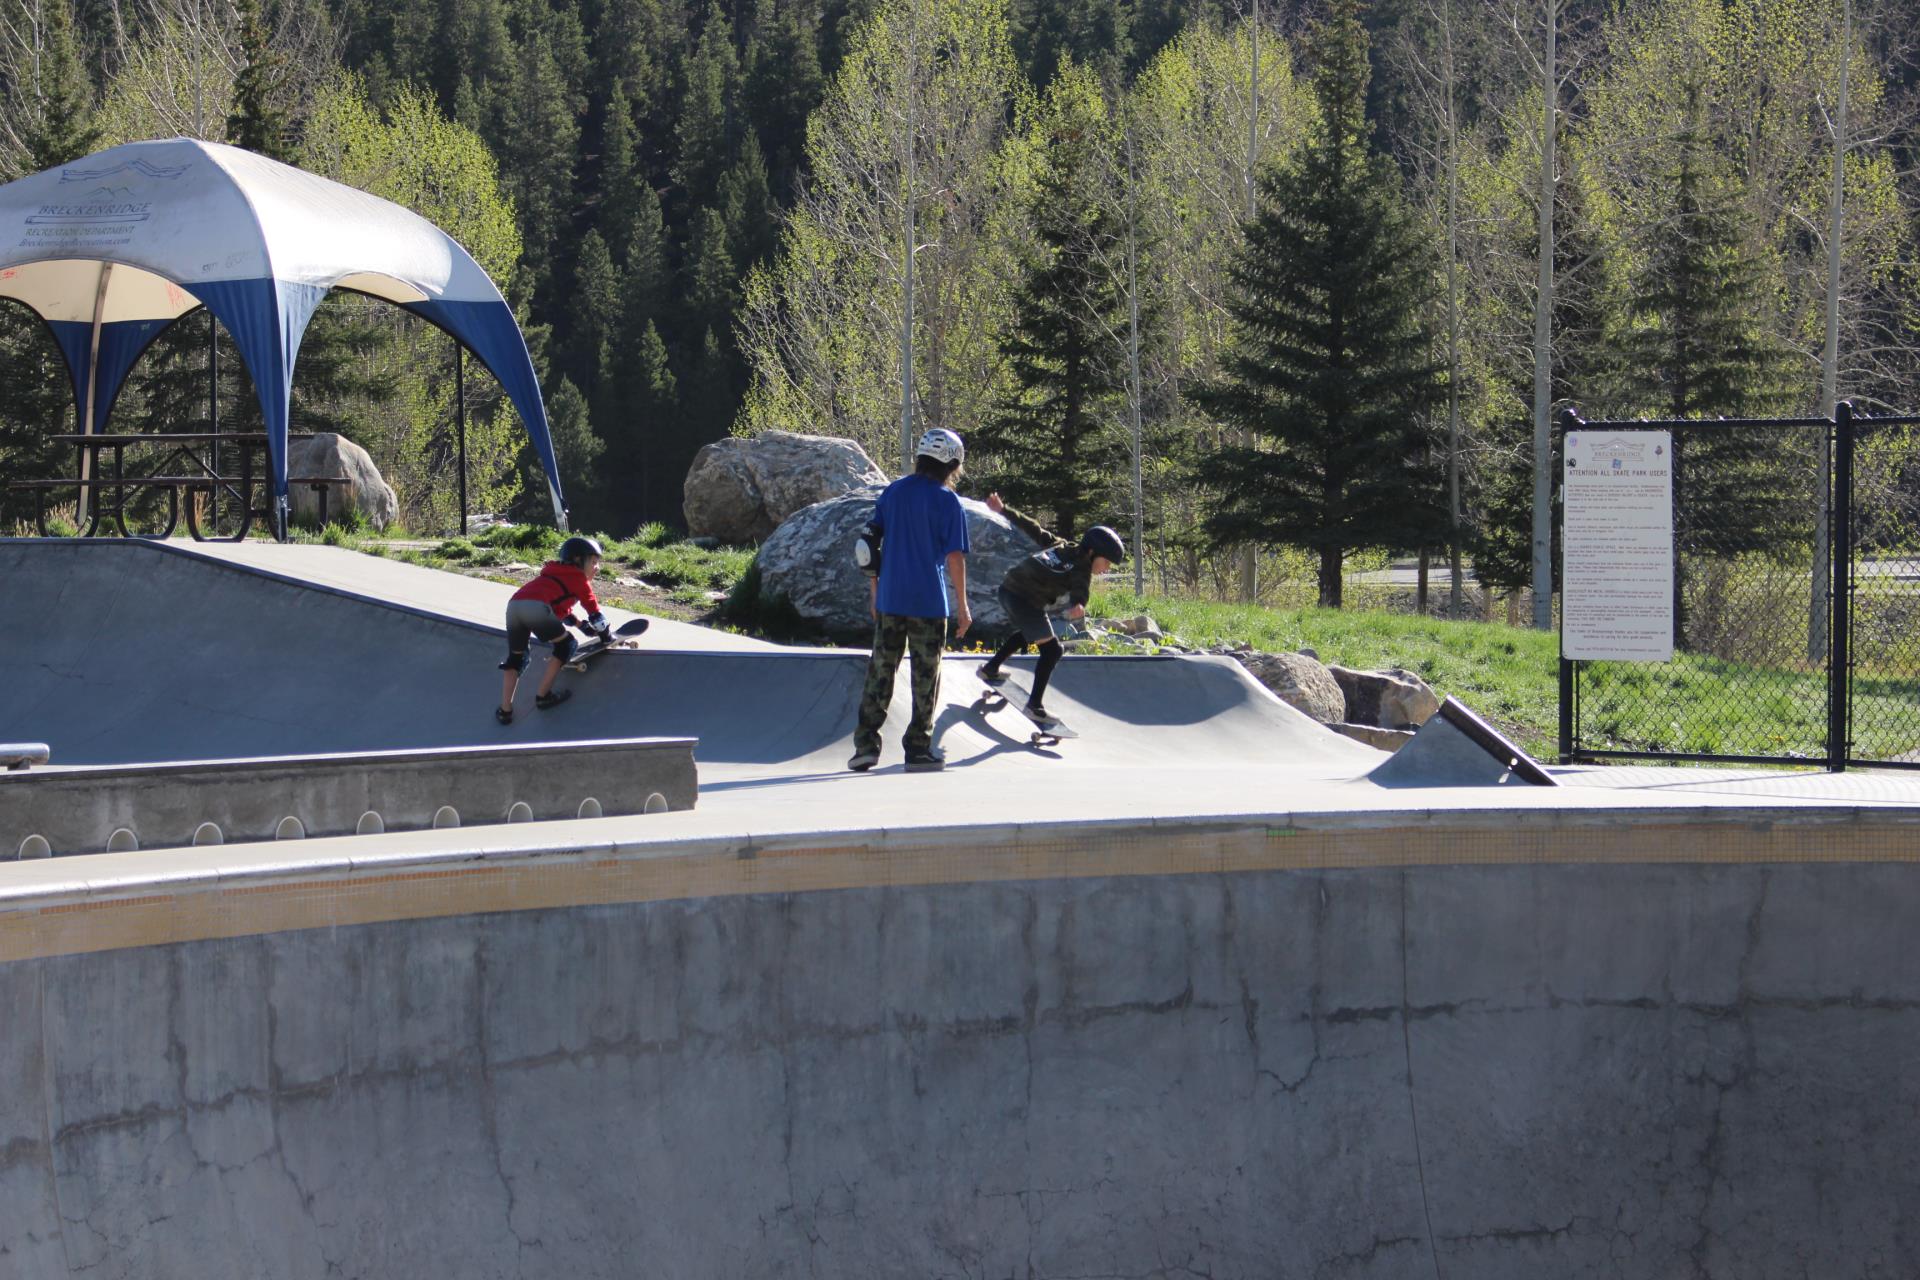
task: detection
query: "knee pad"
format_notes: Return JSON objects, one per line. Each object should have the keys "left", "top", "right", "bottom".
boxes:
{"left": 551, "top": 634, "right": 577, "bottom": 663}
{"left": 499, "top": 650, "right": 530, "bottom": 673}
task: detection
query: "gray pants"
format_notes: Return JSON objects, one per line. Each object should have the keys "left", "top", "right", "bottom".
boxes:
{"left": 505, "top": 598, "right": 565, "bottom": 657}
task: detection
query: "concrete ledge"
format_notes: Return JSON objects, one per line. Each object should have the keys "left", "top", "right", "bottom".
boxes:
{"left": 0, "top": 737, "right": 696, "bottom": 857}
{"left": 3, "top": 801, "right": 1919, "bottom": 962}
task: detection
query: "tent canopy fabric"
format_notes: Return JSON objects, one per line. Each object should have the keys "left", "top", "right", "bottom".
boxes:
{"left": 0, "top": 138, "right": 566, "bottom": 531}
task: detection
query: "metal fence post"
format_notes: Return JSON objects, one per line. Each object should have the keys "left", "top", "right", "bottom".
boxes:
{"left": 1828, "top": 401, "right": 1854, "bottom": 771}
{"left": 1556, "top": 409, "right": 1580, "bottom": 762}
{"left": 456, "top": 342, "right": 468, "bottom": 535}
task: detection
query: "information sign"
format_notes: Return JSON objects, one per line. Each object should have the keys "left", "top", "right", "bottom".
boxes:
{"left": 1563, "top": 430, "right": 1674, "bottom": 661}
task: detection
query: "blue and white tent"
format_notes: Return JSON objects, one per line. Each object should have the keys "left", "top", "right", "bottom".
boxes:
{"left": 0, "top": 137, "right": 567, "bottom": 531}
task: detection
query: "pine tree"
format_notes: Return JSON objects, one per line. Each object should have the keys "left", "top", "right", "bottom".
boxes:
{"left": 1192, "top": 0, "right": 1444, "bottom": 608}
{"left": 717, "top": 133, "right": 775, "bottom": 271}
{"left": 1624, "top": 91, "right": 1794, "bottom": 425}
{"left": 592, "top": 0, "right": 665, "bottom": 116}
{"left": 536, "top": 374, "right": 605, "bottom": 525}
{"left": 674, "top": 2, "right": 740, "bottom": 211}
{"left": 1622, "top": 82, "right": 1801, "bottom": 645}
{"left": 596, "top": 80, "right": 643, "bottom": 252}
{"left": 1012, "top": 0, "right": 1133, "bottom": 86}
{"left": 745, "top": 2, "right": 824, "bottom": 201}
{"left": 572, "top": 229, "right": 621, "bottom": 395}
{"left": 228, "top": 0, "right": 292, "bottom": 159}
{"left": 497, "top": 25, "right": 581, "bottom": 306}
{"left": 602, "top": 315, "right": 678, "bottom": 524}
{"left": 973, "top": 60, "right": 1130, "bottom": 539}
{"left": 619, "top": 180, "right": 670, "bottom": 326}
{"left": 16, "top": 0, "right": 100, "bottom": 175}
{"left": 677, "top": 325, "right": 738, "bottom": 486}
{"left": 683, "top": 205, "right": 738, "bottom": 344}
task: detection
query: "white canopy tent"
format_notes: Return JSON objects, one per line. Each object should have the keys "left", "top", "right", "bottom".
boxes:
{"left": 0, "top": 137, "right": 567, "bottom": 533}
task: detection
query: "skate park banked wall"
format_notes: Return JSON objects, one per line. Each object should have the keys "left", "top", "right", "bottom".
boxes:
{"left": 5, "top": 538, "right": 1919, "bottom": 1276}
{"left": 3, "top": 807, "right": 1920, "bottom": 1278}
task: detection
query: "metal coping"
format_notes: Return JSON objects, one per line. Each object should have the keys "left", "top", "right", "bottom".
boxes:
{"left": 1435, "top": 698, "right": 1557, "bottom": 786}
{"left": 0, "top": 737, "right": 697, "bottom": 784}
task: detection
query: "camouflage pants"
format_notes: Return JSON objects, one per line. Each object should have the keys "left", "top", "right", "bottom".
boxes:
{"left": 854, "top": 613, "right": 947, "bottom": 755}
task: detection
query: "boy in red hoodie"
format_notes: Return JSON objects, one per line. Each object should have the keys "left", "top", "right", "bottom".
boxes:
{"left": 496, "top": 536, "right": 610, "bottom": 724}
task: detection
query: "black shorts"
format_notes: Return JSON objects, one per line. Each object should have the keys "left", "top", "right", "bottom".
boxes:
{"left": 997, "top": 585, "right": 1054, "bottom": 643}
{"left": 505, "top": 597, "right": 565, "bottom": 654}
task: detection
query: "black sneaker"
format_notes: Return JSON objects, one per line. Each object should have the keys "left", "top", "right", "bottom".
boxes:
{"left": 535, "top": 688, "right": 573, "bottom": 711}
{"left": 977, "top": 665, "right": 1008, "bottom": 688}
{"left": 1025, "top": 704, "right": 1059, "bottom": 730}
{"left": 495, "top": 705, "right": 514, "bottom": 725}
{"left": 904, "top": 747, "right": 945, "bottom": 773}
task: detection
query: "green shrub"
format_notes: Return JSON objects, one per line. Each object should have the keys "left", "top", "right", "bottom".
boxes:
{"left": 476, "top": 523, "right": 563, "bottom": 555}
{"left": 437, "top": 537, "right": 476, "bottom": 560}
{"left": 717, "top": 561, "right": 812, "bottom": 641}
{"left": 630, "top": 522, "right": 675, "bottom": 549}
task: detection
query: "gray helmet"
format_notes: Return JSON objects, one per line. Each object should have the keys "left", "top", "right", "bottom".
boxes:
{"left": 1079, "top": 525, "right": 1126, "bottom": 563}
{"left": 558, "top": 535, "right": 604, "bottom": 566}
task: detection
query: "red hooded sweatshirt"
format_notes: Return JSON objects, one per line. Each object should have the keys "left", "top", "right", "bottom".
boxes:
{"left": 511, "top": 560, "right": 601, "bottom": 622}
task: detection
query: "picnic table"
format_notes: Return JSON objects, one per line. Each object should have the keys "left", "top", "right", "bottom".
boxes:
{"left": 8, "top": 432, "right": 348, "bottom": 541}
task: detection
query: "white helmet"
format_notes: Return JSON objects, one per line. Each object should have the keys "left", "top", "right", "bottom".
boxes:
{"left": 914, "top": 427, "right": 964, "bottom": 466}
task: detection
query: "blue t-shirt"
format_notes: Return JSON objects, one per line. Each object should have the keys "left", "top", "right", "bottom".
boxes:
{"left": 872, "top": 473, "right": 969, "bottom": 618}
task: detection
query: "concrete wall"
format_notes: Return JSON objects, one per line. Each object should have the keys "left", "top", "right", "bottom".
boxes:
{"left": 3, "top": 856, "right": 1915, "bottom": 1277}
{"left": 0, "top": 738, "right": 697, "bottom": 857}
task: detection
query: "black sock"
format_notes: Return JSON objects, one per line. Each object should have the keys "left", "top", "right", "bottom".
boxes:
{"left": 986, "top": 631, "right": 1025, "bottom": 672}
{"left": 1030, "top": 641, "right": 1063, "bottom": 706}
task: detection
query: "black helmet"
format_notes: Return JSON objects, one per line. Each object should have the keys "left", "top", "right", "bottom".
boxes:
{"left": 1079, "top": 525, "right": 1126, "bottom": 564}
{"left": 558, "top": 535, "right": 604, "bottom": 566}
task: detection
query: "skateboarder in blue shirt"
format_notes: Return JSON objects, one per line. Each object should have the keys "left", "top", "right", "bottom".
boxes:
{"left": 848, "top": 428, "right": 973, "bottom": 773}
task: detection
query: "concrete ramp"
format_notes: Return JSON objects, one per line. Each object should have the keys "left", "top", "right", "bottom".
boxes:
{"left": 0, "top": 540, "right": 1374, "bottom": 779}
{"left": 1368, "top": 696, "right": 1557, "bottom": 788}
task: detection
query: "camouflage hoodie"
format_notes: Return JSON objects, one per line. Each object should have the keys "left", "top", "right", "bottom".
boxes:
{"left": 997, "top": 505, "right": 1094, "bottom": 614}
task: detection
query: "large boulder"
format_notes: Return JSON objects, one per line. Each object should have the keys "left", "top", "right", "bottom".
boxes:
{"left": 1231, "top": 651, "right": 1345, "bottom": 724}
{"left": 1327, "top": 665, "right": 1441, "bottom": 730}
{"left": 285, "top": 433, "right": 397, "bottom": 529}
{"left": 683, "top": 431, "right": 888, "bottom": 544}
{"left": 753, "top": 489, "right": 1044, "bottom": 641}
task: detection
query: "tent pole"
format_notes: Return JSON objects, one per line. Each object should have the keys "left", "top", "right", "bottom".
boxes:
{"left": 209, "top": 309, "right": 220, "bottom": 529}
{"left": 77, "top": 263, "right": 113, "bottom": 527}
{"left": 456, "top": 342, "right": 468, "bottom": 533}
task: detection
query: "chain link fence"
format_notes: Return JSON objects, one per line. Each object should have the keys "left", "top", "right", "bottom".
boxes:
{"left": 1561, "top": 405, "right": 1920, "bottom": 769}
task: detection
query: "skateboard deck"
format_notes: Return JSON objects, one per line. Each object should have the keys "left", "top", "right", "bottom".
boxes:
{"left": 562, "top": 617, "right": 650, "bottom": 671}
{"left": 975, "top": 670, "right": 1078, "bottom": 743}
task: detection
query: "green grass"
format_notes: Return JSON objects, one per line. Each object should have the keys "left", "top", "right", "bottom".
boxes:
{"left": 1092, "top": 586, "right": 1920, "bottom": 762}
{"left": 1094, "top": 587, "right": 1561, "bottom": 753}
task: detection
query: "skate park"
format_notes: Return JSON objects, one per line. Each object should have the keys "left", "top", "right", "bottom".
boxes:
{"left": 2, "top": 108, "right": 1918, "bottom": 1278}
{"left": 3, "top": 535, "right": 1920, "bottom": 1279}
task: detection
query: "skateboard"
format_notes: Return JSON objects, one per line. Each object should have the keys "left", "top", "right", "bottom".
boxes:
{"left": 975, "top": 670, "right": 1078, "bottom": 745}
{"left": 562, "top": 617, "right": 650, "bottom": 671}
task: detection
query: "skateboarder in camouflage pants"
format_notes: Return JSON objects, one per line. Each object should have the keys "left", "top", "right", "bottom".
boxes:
{"left": 854, "top": 615, "right": 948, "bottom": 761}
{"left": 849, "top": 428, "right": 973, "bottom": 772}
